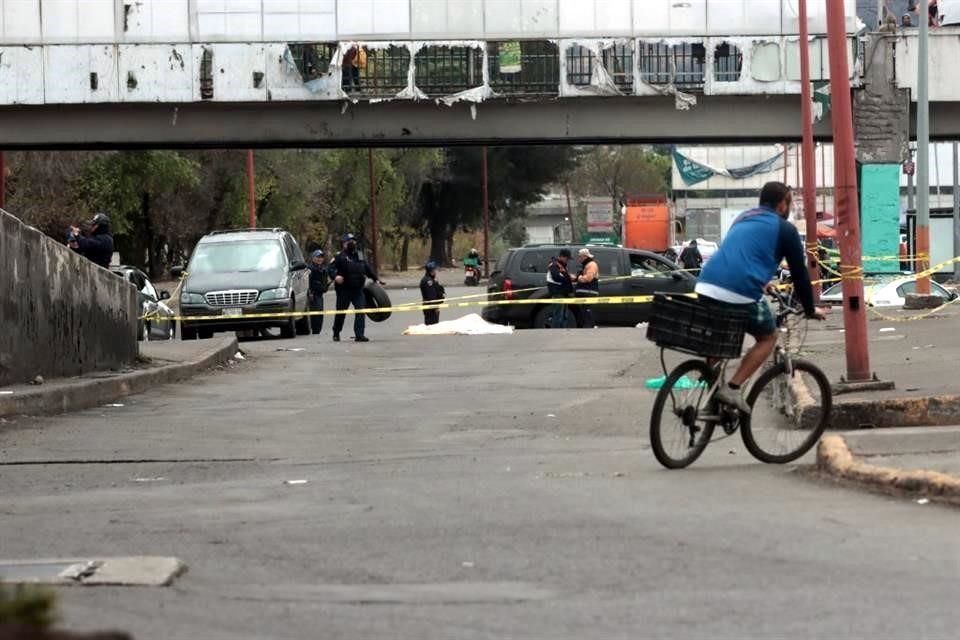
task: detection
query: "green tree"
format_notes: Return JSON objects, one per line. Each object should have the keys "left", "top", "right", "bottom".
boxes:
{"left": 385, "top": 148, "right": 447, "bottom": 270}
{"left": 421, "top": 146, "right": 577, "bottom": 265}
{"left": 77, "top": 151, "right": 200, "bottom": 278}
{"left": 568, "top": 145, "right": 672, "bottom": 223}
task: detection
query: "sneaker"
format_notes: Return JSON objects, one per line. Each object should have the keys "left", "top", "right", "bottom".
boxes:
{"left": 332, "top": 334, "right": 340, "bottom": 342}
{"left": 354, "top": 336, "right": 370, "bottom": 343}
{"left": 714, "top": 384, "right": 752, "bottom": 414}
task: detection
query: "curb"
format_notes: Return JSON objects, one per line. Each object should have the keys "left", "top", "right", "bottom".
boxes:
{"left": 832, "top": 395, "right": 960, "bottom": 430}
{"left": 816, "top": 434, "right": 960, "bottom": 501}
{"left": 0, "top": 337, "right": 238, "bottom": 419}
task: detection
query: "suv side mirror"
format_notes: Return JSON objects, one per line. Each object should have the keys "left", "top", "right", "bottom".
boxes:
{"left": 672, "top": 271, "right": 685, "bottom": 281}
{"left": 159, "top": 290, "right": 171, "bottom": 300}
{"left": 951, "top": 291, "right": 958, "bottom": 302}
{"left": 170, "top": 266, "right": 185, "bottom": 279}
{"left": 290, "top": 260, "right": 307, "bottom": 271}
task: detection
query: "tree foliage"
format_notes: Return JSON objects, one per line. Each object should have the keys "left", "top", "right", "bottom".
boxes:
{"left": 4, "top": 144, "right": 659, "bottom": 276}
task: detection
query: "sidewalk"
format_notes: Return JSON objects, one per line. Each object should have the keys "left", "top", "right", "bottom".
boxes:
{"left": 802, "top": 305, "right": 960, "bottom": 428}
{"left": 0, "top": 337, "right": 239, "bottom": 419}
{"left": 802, "top": 308, "right": 960, "bottom": 502}
{"left": 817, "top": 428, "right": 960, "bottom": 504}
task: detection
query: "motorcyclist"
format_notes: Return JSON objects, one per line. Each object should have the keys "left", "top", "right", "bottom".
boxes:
{"left": 68, "top": 213, "right": 114, "bottom": 268}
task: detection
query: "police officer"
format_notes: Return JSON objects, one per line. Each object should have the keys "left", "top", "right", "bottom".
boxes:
{"left": 307, "top": 249, "right": 331, "bottom": 335}
{"left": 546, "top": 248, "right": 574, "bottom": 328}
{"left": 331, "top": 233, "right": 382, "bottom": 342}
{"left": 574, "top": 248, "right": 600, "bottom": 328}
{"left": 68, "top": 213, "right": 114, "bottom": 268}
{"left": 420, "top": 261, "right": 445, "bottom": 325}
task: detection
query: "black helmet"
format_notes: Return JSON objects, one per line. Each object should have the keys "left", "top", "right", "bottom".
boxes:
{"left": 90, "top": 212, "right": 110, "bottom": 228}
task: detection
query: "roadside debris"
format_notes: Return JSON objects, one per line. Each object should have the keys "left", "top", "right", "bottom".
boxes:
{"left": 276, "top": 348, "right": 306, "bottom": 352}
{"left": 105, "top": 403, "right": 125, "bottom": 408}
{"left": 916, "top": 498, "right": 930, "bottom": 505}
{"left": 235, "top": 352, "right": 246, "bottom": 360}
{"left": 284, "top": 479, "right": 309, "bottom": 485}
{"left": 30, "top": 376, "right": 44, "bottom": 385}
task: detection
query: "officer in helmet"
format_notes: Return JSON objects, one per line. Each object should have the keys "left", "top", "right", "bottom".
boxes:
{"left": 68, "top": 212, "right": 114, "bottom": 269}
{"left": 420, "top": 260, "right": 445, "bottom": 326}
{"left": 331, "top": 233, "right": 382, "bottom": 342}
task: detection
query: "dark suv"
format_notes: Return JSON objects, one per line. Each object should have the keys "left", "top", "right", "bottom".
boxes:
{"left": 172, "top": 229, "right": 310, "bottom": 340}
{"left": 482, "top": 244, "right": 696, "bottom": 328}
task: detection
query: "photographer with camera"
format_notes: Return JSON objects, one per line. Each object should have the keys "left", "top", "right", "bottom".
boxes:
{"left": 68, "top": 212, "right": 114, "bottom": 269}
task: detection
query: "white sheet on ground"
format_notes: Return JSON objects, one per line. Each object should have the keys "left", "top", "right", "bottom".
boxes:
{"left": 403, "top": 313, "right": 513, "bottom": 336}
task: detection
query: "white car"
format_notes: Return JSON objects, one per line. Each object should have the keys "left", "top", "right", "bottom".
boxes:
{"left": 820, "top": 277, "right": 957, "bottom": 307}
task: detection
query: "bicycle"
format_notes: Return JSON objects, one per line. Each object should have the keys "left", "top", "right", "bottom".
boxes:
{"left": 646, "top": 289, "right": 832, "bottom": 469}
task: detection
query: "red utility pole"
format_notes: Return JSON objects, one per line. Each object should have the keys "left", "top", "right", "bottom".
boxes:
{"left": 246, "top": 149, "right": 256, "bottom": 228}
{"left": 482, "top": 146, "right": 490, "bottom": 278}
{"left": 0, "top": 151, "right": 6, "bottom": 209}
{"left": 826, "top": 0, "right": 872, "bottom": 382}
{"left": 368, "top": 148, "right": 379, "bottom": 273}
{"left": 798, "top": 0, "right": 821, "bottom": 300}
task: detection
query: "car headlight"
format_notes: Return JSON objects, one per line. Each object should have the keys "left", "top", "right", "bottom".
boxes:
{"left": 180, "top": 292, "right": 205, "bottom": 304}
{"left": 259, "top": 287, "right": 289, "bottom": 301}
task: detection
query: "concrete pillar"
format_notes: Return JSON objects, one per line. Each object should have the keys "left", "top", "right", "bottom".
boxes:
{"left": 854, "top": 34, "right": 910, "bottom": 276}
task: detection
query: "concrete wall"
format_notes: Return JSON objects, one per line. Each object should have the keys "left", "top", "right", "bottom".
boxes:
{"left": 0, "top": 208, "right": 138, "bottom": 387}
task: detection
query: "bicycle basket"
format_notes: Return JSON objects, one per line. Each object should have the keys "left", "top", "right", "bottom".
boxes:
{"left": 646, "top": 294, "right": 748, "bottom": 359}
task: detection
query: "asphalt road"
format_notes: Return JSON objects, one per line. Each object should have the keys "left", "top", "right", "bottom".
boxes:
{"left": 1, "top": 286, "right": 958, "bottom": 639}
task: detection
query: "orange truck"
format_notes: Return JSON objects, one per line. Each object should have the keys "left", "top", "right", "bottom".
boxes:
{"left": 622, "top": 195, "right": 675, "bottom": 254}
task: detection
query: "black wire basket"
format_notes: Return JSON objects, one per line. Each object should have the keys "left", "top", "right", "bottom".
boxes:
{"left": 647, "top": 294, "right": 748, "bottom": 359}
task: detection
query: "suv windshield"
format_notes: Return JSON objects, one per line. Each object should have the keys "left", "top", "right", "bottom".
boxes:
{"left": 189, "top": 240, "right": 285, "bottom": 274}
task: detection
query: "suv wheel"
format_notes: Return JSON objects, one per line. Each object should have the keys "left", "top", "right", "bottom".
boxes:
{"left": 280, "top": 303, "right": 297, "bottom": 339}
{"left": 294, "top": 299, "right": 311, "bottom": 335}
{"left": 534, "top": 305, "right": 577, "bottom": 329}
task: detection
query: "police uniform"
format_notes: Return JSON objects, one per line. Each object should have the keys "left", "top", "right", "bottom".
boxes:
{"left": 332, "top": 235, "right": 378, "bottom": 341}
{"left": 420, "top": 267, "right": 445, "bottom": 325}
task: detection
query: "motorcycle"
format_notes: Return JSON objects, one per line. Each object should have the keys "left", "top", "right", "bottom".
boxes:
{"left": 464, "top": 264, "right": 481, "bottom": 286}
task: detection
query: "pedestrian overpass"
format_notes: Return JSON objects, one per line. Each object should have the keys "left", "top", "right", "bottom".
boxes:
{"left": 0, "top": 0, "right": 957, "bottom": 148}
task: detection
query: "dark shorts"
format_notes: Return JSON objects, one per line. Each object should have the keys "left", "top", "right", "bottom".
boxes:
{"left": 700, "top": 295, "right": 776, "bottom": 338}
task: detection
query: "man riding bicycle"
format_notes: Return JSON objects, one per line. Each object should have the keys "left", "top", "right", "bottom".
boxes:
{"left": 696, "top": 182, "right": 827, "bottom": 414}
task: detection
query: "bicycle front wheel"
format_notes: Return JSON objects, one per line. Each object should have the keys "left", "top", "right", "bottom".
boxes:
{"left": 741, "top": 359, "right": 832, "bottom": 464}
{"left": 649, "top": 360, "right": 717, "bottom": 469}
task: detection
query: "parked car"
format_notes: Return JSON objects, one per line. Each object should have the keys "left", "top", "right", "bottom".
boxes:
{"left": 171, "top": 228, "right": 310, "bottom": 340}
{"left": 111, "top": 265, "right": 176, "bottom": 341}
{"left": 821, "top": 276, "right": 957, "bottom": 307}
{"left": 483, "top": 245, "right": 696, "bottom": 328}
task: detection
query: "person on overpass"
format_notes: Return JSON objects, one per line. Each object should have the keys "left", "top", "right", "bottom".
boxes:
{"left": 546, "top": 248, "right": 574, "bottom": 328}
{"left": 419, "top": 261, "right": 445, "bottom": 326}
{"left": 574, "top": 248, "right": 600, "bottom": 328}
{"left": 68, "top": 212, "right": 114, "bottom": 269}
{"left": 307, "top": 249, "right": 331, "bottom": 335}
{"left": 695, "top": 182, "right": 827, "bottom": 414}
{"left": 332, "top": 233, "right": 382, "bottom": 342}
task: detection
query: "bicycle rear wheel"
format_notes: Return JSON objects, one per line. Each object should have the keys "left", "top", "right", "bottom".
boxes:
{"left": 649, "top": 360, "right": 717, "bottom": 469}
{"left": 741, "top": 359, "right": 832, "bottom": 464}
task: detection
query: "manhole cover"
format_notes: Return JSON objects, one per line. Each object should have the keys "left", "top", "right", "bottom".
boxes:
{"left": 0, "top": 557, "right": 186, "bottom": 587}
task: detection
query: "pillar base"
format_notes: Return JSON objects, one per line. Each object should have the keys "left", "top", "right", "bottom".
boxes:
{"left": 833, "top": 375, "right": 896, "bottom": 396}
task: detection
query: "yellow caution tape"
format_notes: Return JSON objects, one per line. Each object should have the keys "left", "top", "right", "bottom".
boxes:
{"left": 146, "top": 293, "right": 669, "bottom": 323}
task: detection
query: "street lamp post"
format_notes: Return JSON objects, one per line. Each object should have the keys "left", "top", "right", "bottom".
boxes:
{"left": 917, "top": 8, "right": 932, "bottom": 293}
{"left": 798, "top": 0, "right": 821, "bottom": 300}
{"left": 482, "top": 146, "right": 490, "bottom": 278}
{"left": 246, "top": 150, "right": 256, "bottom": 229}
